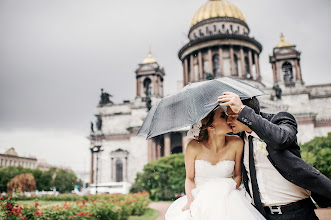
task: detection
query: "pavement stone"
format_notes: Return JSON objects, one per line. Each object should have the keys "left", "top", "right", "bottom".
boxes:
{"left": 149, "top": 202, "right": 331, "bottom": 220}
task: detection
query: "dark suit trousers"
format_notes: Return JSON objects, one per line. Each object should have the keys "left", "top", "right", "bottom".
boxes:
{"left": 265, "top": 206, "right": 319, "bottom": 220}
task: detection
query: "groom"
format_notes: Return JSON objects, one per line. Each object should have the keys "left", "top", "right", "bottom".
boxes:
{"left": 218, "top": 92, "right": 331, "bottom": 220}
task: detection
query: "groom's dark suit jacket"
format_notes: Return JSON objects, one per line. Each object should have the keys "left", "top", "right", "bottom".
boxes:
{"left": 238, "top": 106, "right": 331, "bottom": 208}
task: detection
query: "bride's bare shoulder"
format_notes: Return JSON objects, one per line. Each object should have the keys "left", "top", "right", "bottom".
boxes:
{"left": 186, "top": 139, "right": 203, "bottom": 153}
{"left": 226, "top": 135, "right": 244, "bottom": 150}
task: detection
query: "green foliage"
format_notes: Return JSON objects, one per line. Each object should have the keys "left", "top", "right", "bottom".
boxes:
{"left": 0, "top": 166, "right": 82, "bottom": 193}
{"left": 130, "top": 153, "right": 186, "bottom": 200}
{"left": 300, "top": 132, "right": 331, "bottom": 179}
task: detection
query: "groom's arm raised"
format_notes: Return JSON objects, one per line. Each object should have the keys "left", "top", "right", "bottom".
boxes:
{"left": 219, "top": 92, "right": 297, "bottom": 150}
{"left": 182, "top": 140, "right": 198, "bottom": 211}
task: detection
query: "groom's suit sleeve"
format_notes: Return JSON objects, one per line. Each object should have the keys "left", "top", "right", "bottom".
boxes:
{"left": 237, "top": 106, "right": 297, "bottom": 150}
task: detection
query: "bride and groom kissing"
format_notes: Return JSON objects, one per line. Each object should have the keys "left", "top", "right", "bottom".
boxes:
{"left": 165, "top": 92, "right": 331, "bottom": 220}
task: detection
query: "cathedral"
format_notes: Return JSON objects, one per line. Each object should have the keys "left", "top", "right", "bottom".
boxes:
{"left": 88, "top": 0, "right": 331, "bottom": 192}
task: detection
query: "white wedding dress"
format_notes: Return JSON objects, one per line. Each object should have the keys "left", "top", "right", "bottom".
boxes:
{"left": 165, "top": 160, "right": 265, "bottom": 220}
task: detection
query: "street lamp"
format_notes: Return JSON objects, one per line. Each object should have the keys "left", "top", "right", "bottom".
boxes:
{"left": 91, "top": 145, "right": 103, "bottom": 194}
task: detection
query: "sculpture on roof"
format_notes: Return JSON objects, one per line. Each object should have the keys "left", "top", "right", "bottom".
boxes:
{"left": 99, "top": 88, "right": 113, "bottom": 105}
{"left": 272, "top": 84, "right": 282, "bottom": 100}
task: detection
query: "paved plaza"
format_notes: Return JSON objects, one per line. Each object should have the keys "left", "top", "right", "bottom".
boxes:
{"left": 150, "top": 202, "right": 331, "bottom": 220}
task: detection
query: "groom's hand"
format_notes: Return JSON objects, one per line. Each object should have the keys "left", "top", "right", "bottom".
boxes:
{"left": 218, "top": 92, "right": 243, "bottom": 114}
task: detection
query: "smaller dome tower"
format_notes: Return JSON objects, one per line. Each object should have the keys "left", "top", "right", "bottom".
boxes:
{"left": 269, "top": 33, "right": 304, "bottom": 89}
{"left": 135, "top": 50, "right": 165, "bottom": 107}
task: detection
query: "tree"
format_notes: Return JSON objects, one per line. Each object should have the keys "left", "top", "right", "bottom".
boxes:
{"left": 0, "top": 166, "right": 28, "bottom": 192}
{"left": 130, "top": 153, "right": 185, "bottom": 200}
{"left": 301, "top": 132, "right": 331, "bottom": 179}
{"left": 7, "top": 173, "right": 36, "bottom": 193}
{"left": 50, "top": 168, "right": 82, "bottom": 193}
{"left": 0, "top": 166, "right": 82, "bottom": 193}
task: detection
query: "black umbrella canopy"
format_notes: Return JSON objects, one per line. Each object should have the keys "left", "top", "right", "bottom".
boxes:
{"left": 138, "top": 77, "right": 267, "bottom": 139}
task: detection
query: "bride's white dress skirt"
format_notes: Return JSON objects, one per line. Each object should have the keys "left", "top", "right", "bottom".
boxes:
{"left": 165, "top": 160, "right": 265, "bottom": 220}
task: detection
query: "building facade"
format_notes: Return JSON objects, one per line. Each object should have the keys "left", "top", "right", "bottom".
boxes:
{"left": 88, "top": 0, "right": 331, "bottom": 190}
{"left": 0, "top": 147, "right": 37, "bottom": 169}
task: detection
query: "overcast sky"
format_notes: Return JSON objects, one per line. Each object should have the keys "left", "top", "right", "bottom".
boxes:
{"left": 0, "top": 0, "right": 330, "bottom": 172}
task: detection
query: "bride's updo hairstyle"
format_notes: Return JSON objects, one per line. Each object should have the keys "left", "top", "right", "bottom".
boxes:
{"left": 196, "top": 110, "right": 215, "bottom": 142}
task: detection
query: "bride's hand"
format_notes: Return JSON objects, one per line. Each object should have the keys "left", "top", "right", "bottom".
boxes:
{"left": 182, "top": 202, "right": 192, "bottom": 211}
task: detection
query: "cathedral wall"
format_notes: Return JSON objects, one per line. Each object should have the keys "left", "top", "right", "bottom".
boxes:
{"left": 96, "top": 136, "right": 148, "bottom": 184}
{"left": 297, "top": 124, "right": 331, "bottom": 144}
{"left": 127, "top": 136, "right": 148, "bottom": 183}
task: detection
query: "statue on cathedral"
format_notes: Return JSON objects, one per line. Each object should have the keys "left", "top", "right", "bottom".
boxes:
{"left": 272, "top": 84, "right": 282, "bottom": 100}
{"left": 146, "top": 96, "right": 152, "bottom": 111}
{"left": 96, "top": 115, "right": 102, "bottom": 131}
{"left": 90, "top": 122, "right": 94, "bottom": 133}
{"left": 99, "top": 88, "right": 113, "bottom": 105}
{"left": 205, "top": 73, "right": 214, "bottom": 80}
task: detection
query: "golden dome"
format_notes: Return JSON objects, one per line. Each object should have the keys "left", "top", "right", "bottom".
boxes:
{"left": 142, "top": 50, "right": 157, "bottom": 64}
{"left": 190, "top": 0, "right": 246, "bottom": 28}
{"left": 276, "top": 33, "right": 292, "bottom": 48}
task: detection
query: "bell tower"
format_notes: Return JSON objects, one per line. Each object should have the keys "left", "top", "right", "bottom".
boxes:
{"left": 269, "top": 33, "right": 304, "bottom": 89}
{"left": 135, "top": 50, "right": 165, "bottom": 107}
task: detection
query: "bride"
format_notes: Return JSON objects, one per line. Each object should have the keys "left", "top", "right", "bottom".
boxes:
{"left": 165, "top": 107, "right": 265, "bottom": 220}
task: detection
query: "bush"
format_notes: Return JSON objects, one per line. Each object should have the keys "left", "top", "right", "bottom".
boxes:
{"left": 0, "top": 192, "right": 150, "bottom": 220}
{"left": 301, "top": 132, "right": 331, "bottom": 179}
{"left": 7, "top": 173, "right": 36, "bottom": 193}
{"left": 130, "top": 153, "right": 185, "bottom": 200}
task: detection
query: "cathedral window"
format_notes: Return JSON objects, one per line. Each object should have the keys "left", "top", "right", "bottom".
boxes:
{"left": 115, "top": 159, "right": 123, "bottom": 182}
{"left": 143, "top": 78, "right": 152, "bottom": 97}
{"left": 245, "top": 56, "right": 250, "bottom": 78}
{"left": 282, "top": 62, "right": 294, "bottom": 87}
{"left": 233, "top": 54, "right": 239, "bottom": 76}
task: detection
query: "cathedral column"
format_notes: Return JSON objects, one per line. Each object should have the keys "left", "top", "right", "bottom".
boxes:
{"left": 112, "top": 159, "right": 116, "bottom": 181}
{"left": 294, "top": 60, "right": 300, "bottom": 80}
{"left": 208, "top": 48, "right": 213, "bottom": 75}
{"left": 148, "top": 139, "right": 153, "bottom": 162}
{"left": 123, "top": 157, "right": 128, "bottom": 182}
{"left": 240, "top": 47, "right": 245, "bottom": 77}
{"left": 184, "top": 58, "right": 189, "bottom": 85}
{"left": 156, "top": 139, "right": 162, "bottom": 159}
{"left": 254, "top": 53, "right": 261, "bottom": 80}
{"left": 90, "top": 149, "right": 94, "bottom": 185}
{"left": 153, "top": 75, "right": 157, "bottom": 96}
{"left": 218, "top": 47, "right": 224, "bottom": 76}
{"left": 198, "top": 51, "right": 203, "bottom": 79}
{"left": 182, "top": 62, "right": 187, "bottom": 85}
{"left": 298, "top": 62, "right": 303, "bottom": 82}
{"left": 230, "top": 46, "right": 235, "bottom": 76}
{"left": 190, "top": 54, "right": 194, "bottom": 81}
{"left": 276, "top": 62, "right": 282, "bottom": 83}
{"left": 272, "top": 63, "right": 277, "bottom": 83}
{"left": 157, "top": 76, "right": 161, "bottom": 96}
{"left": 136, "top": 77, "right": 141, "bottom": 96}
{"left": 248, "top": 50, "right": 253, "bottom": 76}
{"left": 110, "top": 158, "right": 114, "bottom": 181}
{"left": 164, "top": 133, "right": 171, "bottom": 156}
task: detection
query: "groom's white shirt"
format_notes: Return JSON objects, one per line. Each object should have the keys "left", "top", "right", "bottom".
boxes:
{"left": 243, "top": 131, "right": 310, "bottom": 206}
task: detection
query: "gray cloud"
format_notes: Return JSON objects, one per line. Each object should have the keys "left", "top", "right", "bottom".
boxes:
{"left": 0, "top": 0, "right": 330, "bottom": 131}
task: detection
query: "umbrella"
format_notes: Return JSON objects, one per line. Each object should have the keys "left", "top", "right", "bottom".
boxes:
{"left": 138, "top": 77, "right": 267, "bottom": 139}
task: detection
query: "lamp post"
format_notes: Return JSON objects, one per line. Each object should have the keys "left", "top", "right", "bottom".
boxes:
{"left": 91, "top": 145, "right": 103, "bottom": 194}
